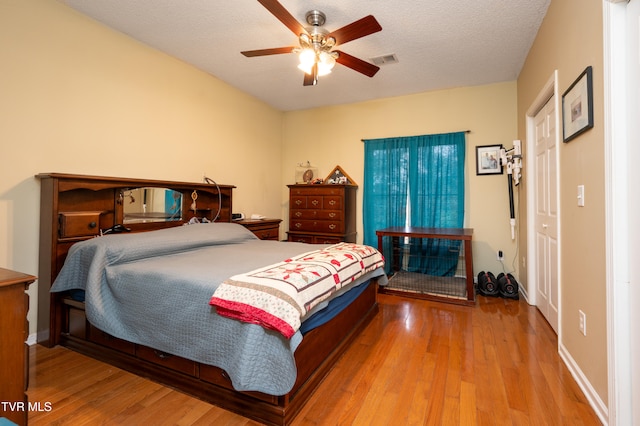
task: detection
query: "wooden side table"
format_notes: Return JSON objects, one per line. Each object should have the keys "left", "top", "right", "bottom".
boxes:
{"left": 0, "top": 268, "right": 36, "bottom": 425}
{"left": 376, "top": 227, "right": 474, "bottom": 305}
{"left": 236, "top": 218, "right": 282, "bottom": 240}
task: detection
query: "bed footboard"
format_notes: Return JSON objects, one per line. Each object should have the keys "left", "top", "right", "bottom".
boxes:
{"left": 58, "top": 280, "right": 379, "bottom": 426}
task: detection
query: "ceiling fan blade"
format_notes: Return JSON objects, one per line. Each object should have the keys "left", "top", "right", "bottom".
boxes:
{"left": 326, "top": 15, "right": 382, "bottom": 46}
{"left": 257, "top": 0, "right": 308, "bottom": 37}
{"left": 303, "top": 63, "right": 318, "bottom": 86}
{"left": 241, "top": 47, "right": 296, "bottom": 57}
{"left": 335, "top": 51, "right": 380, "bottom": 77}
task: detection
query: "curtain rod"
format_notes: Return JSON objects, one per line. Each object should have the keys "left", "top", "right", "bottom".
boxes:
{"left": 360, "top": 130, "right": 471, "bottom": 142}
{"left": 361, "top": 130, "right": 471, "bottom": 142}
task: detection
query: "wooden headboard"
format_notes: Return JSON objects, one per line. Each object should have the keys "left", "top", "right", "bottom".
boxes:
{"left": 36, "top": 173, "right": 235, "bottom": 345}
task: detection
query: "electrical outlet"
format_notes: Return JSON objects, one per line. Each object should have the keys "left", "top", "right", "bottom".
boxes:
{"left": 497, "top": 250, "right": 504, "bottom": 261}
{"left": 579, "top": 310, "right": 587, "bottom": 336}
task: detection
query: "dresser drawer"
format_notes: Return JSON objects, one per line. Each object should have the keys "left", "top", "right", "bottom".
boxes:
{"left": 287, "top": 233, "right": 315, "bottom": 243}
{"left": 136, "top": 345, "right": 198, "bottom": 376}
{"left": 323, "top": 196, "right": 342, "bottom": 210}
{"left": 253, "top": 228, "right": 278, "bottom": 240}
{"left": 289, "top": 185, "right": 345, "bottom": 196}
{"left": 314, "top": 236, "right": 344, "bottom": 244}
{"left": 291, "top": 209, "right": 344, "bottom": 221}
{"left": 287, "top": 233, "right": 345, "bottom": 244}
{"left": 88, "top": 324, "right": 135, "bottom": 355}
{"left": 59, "top": 211, "right": 102, "bottom": 238}
{"left": 199, "top": 364, "right": 278, "bottom": 404}
{"left": 237, "top": 219, "right": 281, "bottom": 240}
{"left": 291, "top": 196, "right": 307, "bottom": 208}
{"left": 290, "top": 219, "right": 344, "bottom": 233}
{"left": 291, "top": 195, "right": 340, "bottom": 210}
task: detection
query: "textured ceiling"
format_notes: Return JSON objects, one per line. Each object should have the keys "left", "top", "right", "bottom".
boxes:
{"left": 58, "top": 0, "right": 550, "bottom": 111}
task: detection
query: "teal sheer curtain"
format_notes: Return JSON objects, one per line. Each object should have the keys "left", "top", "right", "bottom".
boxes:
{"left": 363, "top": 132, "right": 466, "bottom": 276}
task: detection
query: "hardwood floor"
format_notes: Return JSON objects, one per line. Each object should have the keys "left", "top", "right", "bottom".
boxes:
{"left": 27, "top": 294, "right": 601, "bottom": 425}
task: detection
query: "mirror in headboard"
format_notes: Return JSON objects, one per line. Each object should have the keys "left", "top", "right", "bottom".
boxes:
{"left": 122, "top": 187, "right": 182, "bottom": 223}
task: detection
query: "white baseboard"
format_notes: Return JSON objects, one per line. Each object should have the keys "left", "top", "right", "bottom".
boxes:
{"left": 558, "top": 341, "right": 609, "bottom": 425}
{"left": 27, "top": 330, "right": 49, "bottom": 346}
{"left": 27, "top": 333, "right": 38, "bottom": 346}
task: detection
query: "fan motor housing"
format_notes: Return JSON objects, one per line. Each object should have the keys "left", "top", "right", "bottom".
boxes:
{"left": 305, "top": 10, "right": 326, "bottom": 26}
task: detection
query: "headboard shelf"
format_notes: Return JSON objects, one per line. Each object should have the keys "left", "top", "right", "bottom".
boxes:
{"left": 37, "top": 173, "right": 235, "bottom": 345}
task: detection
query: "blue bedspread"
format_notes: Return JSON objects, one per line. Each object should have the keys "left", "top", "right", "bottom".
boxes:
{"left": 51, "top": 223, "right": 385, "bottom": 395}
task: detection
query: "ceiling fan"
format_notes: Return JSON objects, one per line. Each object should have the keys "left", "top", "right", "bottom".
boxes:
{"left": 241, "top": 0, "right": 382, "bottom": 86}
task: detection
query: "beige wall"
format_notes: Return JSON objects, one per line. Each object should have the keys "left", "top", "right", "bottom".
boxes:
{"left": 0, "top": 0, "right": 284, "bottom": 333}
{"left": 2, "top": 0, "right": 609, "bottom": 414}
{"left": 282, "top": 82, "right": 519, "bottom": 276}
{"left": 517, "top": 0, "right": 607, "bottom": 405}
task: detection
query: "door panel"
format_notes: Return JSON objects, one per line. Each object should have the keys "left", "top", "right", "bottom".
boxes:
{"left": 534, "top": 96, "right": 559, "bottom": 333}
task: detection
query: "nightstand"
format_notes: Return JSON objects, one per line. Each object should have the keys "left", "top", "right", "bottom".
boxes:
{"left": 0, "top": 268, "right": 36, "bottom": 426}
{"left": 237, "top": 218, "right": 282, "bottom": 240}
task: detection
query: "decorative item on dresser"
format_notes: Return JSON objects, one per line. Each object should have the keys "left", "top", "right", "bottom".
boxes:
{"left": 236, "top": 218, "right": 282, "bottom": 240}
{"left": 287, "top": 183, "right": 357, "bottom": 244}
{"left": 0, "top": 268, "right": 36, "bottom": 426}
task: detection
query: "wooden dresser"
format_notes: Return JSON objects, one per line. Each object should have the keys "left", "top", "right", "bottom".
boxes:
{"left": 0, "top": 268, "right": 36, "bottom": 426}
{"left": 287, "top": 184, "right": 357, "bottom": 244}
{"left": 236, "top": 219, "right": 281, "bottom": 240}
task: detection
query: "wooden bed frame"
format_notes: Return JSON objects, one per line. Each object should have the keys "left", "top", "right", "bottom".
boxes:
{"left": 36, "top": 173, "right": 379, "bottom": 426}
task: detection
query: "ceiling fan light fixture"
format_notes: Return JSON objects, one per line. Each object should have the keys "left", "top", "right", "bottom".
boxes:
{"left": 243, "top": 3, "right": 382, "bottom": 86}
{"left": 298, "top": 48, "right": 316, "bottom": 74}
{"left": 317, "top": 51, "right": 336, "bottom": 76}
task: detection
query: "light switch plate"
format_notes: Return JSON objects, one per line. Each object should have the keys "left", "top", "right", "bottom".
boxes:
{"left": 577, "top": 185, "right": 585, "bottom": 207}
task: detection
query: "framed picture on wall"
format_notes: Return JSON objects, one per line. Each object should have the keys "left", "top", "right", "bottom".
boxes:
{"left": 475, "top": 144, "right": 503, "bottom": 175}
{"left": 562, "top": 66, "right": 594, "bottom": 143}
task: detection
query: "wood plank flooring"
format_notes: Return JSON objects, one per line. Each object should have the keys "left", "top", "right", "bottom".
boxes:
{"left": 26, "top": 294, "right": 602, "bottom": 425}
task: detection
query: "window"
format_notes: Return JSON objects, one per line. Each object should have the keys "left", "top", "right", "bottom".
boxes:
{"left": 363, "top": 132, "right": 466, "bottom": 275}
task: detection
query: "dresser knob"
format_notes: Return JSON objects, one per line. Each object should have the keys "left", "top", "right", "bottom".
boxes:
{"left": 295, "top": 212, "right": 302, "bottom": 217}
{"left": 89, "top": 222, "right": 97, "bottom": 228}
{"left": 329, "top": 224, "right": 336, "bottom": 230}
{"left": 295, "top": 200, "right": 302, "bottom": 205}
{"left": 295, "top": 223, "right": 301, "bottom": 228}
{"left": 312, "top": 200, "right": 319, "bottom": 206}
{"left": 329, "top": 200, "right": 336, "bottom": 206}
{"left": 328, "top": 213, "right": 336, "bottom": 218}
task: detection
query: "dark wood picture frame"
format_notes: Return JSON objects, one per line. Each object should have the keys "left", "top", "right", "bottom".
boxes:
{"left": 562, "top": 66, "right": 594, "bottom": 143}
{"left": 475, "top": 144, "right": 503, "bottom": 175}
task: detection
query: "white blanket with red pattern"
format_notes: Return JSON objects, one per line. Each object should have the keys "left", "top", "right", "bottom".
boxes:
{"left": 209, "top": 243, "right": 384, "bottom": 338}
